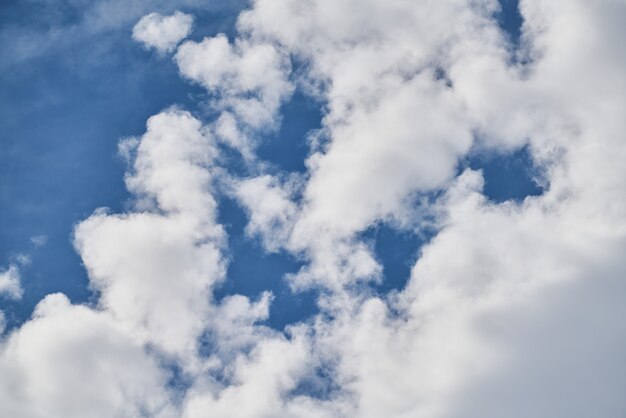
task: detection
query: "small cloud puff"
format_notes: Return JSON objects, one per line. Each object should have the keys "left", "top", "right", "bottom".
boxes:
{"left": 132, "top": 11, "right": 193, "bottom": 54}
{"left": 30, "top": 235, "right": 47, "bottom": 247}
{"left": 0, "top": 264, "right": 23, "bottom": 300}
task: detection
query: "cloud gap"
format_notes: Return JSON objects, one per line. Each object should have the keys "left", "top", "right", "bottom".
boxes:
{"left": 361, "top": 224, "right": 432, "bottom": 295}
{"left": 215, "top": 195, "right": 318, "bottom": 330}
{"left": 495, "top": 0, "right": 523, "bottom": 50}
{"left": 462, "top": 144, "right": 544, "bottom": 203}
{"left": 256, "top": 91, "right": 322, "bottom": 174}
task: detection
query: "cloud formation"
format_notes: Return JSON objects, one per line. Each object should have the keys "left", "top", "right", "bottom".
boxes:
{"left": 133, "top": 11, "right": 194, "bottom": 53}
{"left": 1, "top": 0, "right": 625, "bottom": 417}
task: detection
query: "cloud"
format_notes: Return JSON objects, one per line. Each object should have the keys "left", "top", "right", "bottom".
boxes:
{"left": 1, "top": 0, "right": 626, "bottom": 417}
{"left": 74, "top": 108, "right": 226, "bottom": 364}
{"left": 30, "top": 235, "right": 47, "bottom": 247}
{"left": 132, "top": 11, "right": 194, "bottom": 53}
{"left": 0, "top": 264, "right": 23, "bottom": 300}
{"left": 0, "top": 293, "right": 176, "bottom": 418}
{"left": 175, "top": 33, "right": 293, "bottom": 139}
{"left": 234, "top": 175, "right": 298, "bottom": 251}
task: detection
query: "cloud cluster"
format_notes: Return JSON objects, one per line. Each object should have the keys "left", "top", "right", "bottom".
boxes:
{"left": 1, "top": 1, "right": 625, "bottom": 417}
{"left": 175, "top": 33, "right": 294, "bottom": 155}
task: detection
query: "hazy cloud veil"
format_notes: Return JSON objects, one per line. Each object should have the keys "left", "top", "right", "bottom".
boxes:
{"left": 1, "top": 0, "right": 625, "bottom": 417}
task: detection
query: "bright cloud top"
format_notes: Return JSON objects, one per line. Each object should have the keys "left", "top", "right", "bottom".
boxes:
{"left": 132, "top": 11, "right": 194, "bottom": 53}
{"left": 1, "top": 1, "right": 625, "bottom": 417}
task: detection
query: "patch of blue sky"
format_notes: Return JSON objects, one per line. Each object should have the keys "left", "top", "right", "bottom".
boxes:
{"left": 214, "top": 194, "right": 318, "bottom": 330}
{"left": 368, "top": 224, "right": 433, "bottom": 295}
{"left": 256, "top": 90, "right": 322, "bottom": 174}
{"left": 495, "top": 0, "right": 523, "bottom": 49}
{"left": 463, "top": 144, "right": 544, "bottom": 204}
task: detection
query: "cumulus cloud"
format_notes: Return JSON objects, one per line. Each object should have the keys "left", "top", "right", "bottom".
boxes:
{"left": 1, "top": 0, "right": 626, "bottom": 417}
{"left": 0, "top": 293, "right": 176, "bottom": 418}
{"left": 175, "top": 33, "right": 293, "bottom": 151}
{"left": 133, "top": 11, "right": 194, "bottom": 53}
{"left": 74, "top": 108, "right": 226, "bottom": 363}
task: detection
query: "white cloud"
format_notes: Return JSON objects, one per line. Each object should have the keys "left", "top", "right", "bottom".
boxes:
{"left": 234, "top": 0, "right": 492, "bottom": 289}
{"left": 132, "top": 11, "right": 194, "bottom": 53}
{"left": 234, "top": 175, "right": 298, "bottom": 251}
{"left": 14, "top": 253, "right": 31, "bottom": 266}
{"left": 30, "top": 235, "right": 47, "bottom": 247}
{"left": 0, "top": 294, "right": 176, "bottom": 418}
{"left": 182, "top": 326, "right": 315, "bottom": 418}
{"left": 74, "top": 108, "right": 226, "bottom": 364}
{"left": 175, "top": 33, "right": 293, "bottom": 140}
{"left": 0, "top": 265, "right": 23, "bottom": 300}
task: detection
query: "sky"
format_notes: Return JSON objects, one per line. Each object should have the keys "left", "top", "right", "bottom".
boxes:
{"left": 0, "top": 1, "right": 624, "bottom": 417}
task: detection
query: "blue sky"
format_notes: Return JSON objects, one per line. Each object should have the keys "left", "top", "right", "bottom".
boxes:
{"left": 1, "top": 1, "right": 624, "bottom": 417}
{"left": 0, "top": 0, "right": 537, "bottom": 331}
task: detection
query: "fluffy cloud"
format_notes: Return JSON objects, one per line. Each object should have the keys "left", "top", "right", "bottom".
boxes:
{"left": 132, "top": 11, "right": 194, "bottom": 53}
{"left": 74, "top": 109, "right": 226, "bottom": 364}
{"left": 0, "top": 294, "right": 176, "bottom": 418}
{"left": 0, "top": 264, "right": 23, "bottom": 300}
{"left": 175, "top": 33, "right": 293, "bottom": 154}
{"left": 2, "top": 0, "right": 626, "bottom": 417}
{"left": 234, "top": 175, "right": 298, "bottom": 251}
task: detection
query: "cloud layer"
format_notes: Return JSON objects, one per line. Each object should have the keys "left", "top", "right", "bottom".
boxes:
{"left": 1, "top": 1, "right": 625, "bottom": 417}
